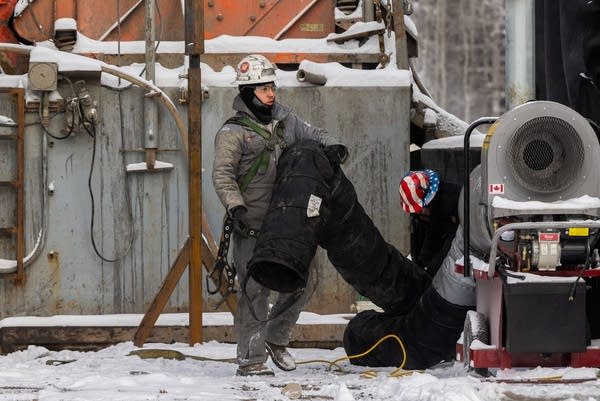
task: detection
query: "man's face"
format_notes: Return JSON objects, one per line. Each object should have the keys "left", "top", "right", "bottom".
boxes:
{"left": 254, "top": 83, "right": 276, "bottom": 106}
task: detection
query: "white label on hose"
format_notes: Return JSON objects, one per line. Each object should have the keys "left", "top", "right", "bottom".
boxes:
{"left": 307, "top": 194, "right": 322, "bottom": 218}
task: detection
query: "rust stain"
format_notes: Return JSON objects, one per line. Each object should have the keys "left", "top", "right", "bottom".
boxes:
{"left": 47, "top": 251, "right": 62, "bottom": 313}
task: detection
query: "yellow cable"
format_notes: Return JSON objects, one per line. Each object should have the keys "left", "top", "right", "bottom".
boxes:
{"left": 296, "top": 358, "right": 346, "bottom": 372}
{"left": 360, "top": 370, "right": 379, "bottom": 379}
{"left": 330, "top": 334, "right": 408, "bottom": 370}
{"left": 297, "top": 334, "right": 409, "bottom": 377}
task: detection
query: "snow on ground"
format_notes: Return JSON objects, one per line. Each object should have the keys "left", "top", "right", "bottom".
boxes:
{"left": 1, "top": 341, "right": 600, "bottom": 401}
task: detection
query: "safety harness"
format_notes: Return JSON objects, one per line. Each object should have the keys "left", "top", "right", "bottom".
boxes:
{"left": 230, "top": 115, "right": 285, "bottom": 192}
{"left": 207, "top": 115, "right": 285, "bottom": 305}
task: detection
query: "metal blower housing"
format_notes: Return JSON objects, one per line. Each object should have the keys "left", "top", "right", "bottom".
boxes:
{"left": 464, "top": 101, "right": 600, "bottom": 258}
{"left": 482, "top": 101, "right": 600, "bottom": 215}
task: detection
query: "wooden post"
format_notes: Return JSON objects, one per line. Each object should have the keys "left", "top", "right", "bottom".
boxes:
{"left": 133, "top": 239, "right": 190, "bottom": 346}
{"left": 392, "top": 0, "right": 408, "bottom": 70}
{"left": 132, "top": 218, "right": 236, "bottom": 346}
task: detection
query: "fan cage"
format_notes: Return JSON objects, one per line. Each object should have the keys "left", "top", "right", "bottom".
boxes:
{"left": 507, "top": 116, "right": 584, "bottom": 194}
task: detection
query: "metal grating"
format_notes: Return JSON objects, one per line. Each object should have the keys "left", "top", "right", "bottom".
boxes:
{"left": 507, "top": 116, "right": 584, "bottom": 194}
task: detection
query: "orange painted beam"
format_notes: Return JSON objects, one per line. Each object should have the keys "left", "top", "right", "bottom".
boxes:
{"left": 0, "top": 0, "right": 25, "bottom": 73}
{"left": 12, "top": 0, "right": 338, "bottom": 44}
{"left": 204, "top": 0, "right": 334, "bottom": 40}
{"left": 55, "top": 0, "right": 76, "bottom": 20}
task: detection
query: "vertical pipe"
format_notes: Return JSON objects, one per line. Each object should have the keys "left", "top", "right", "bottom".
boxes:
{"left": 505, "top": 0, "right": 535, "bottom": 109}
{"left": 363, "top": 0, "right": 375, "bottom": 22}
{"left": 463, "top": 117, "right": 498, "bottom": 278}
{"left": 186, "top": 0, "right": 204, "bottom": 345}
{"left": 144, "top": 0, "right": 158, "bottom": 169}
{"left": 144, "top": 0, "right": 156, "bottom": 83}
{"left": 15, "top": 88, "right": 25, "bottom": 281}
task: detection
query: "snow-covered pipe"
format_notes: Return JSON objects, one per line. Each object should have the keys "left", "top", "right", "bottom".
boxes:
{"left": 0, "top": 44, "right": 188, "bottom": 154}
{"left": 0, "top": 44, "right": 188, "bottom": 273}
{"left": 505, "top": 0, "right": 535, "bottom": 109}
{"left": 362, "top": 0, "right": 374, "bottom": 22}
{"left": 296, "top": 60, "right": 327, "bottom": 85}
{"left": 101, "top": 64, "right": 188, "bottom": 154}
{"left": 296, "top": 69, "right": 327, "bottom": 85}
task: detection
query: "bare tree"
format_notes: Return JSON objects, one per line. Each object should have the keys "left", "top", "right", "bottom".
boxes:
{"left": 411, "top": 0, "right": 506, "bottom": 122}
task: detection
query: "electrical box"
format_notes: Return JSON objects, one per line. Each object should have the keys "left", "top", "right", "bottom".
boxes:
{"left": 504, "top": 280, "right": 587, "bottom": 353}
{"left": 28, "top": 62, "right": 58, "bottom": 91}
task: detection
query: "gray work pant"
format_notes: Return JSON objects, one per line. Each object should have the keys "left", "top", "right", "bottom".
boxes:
{"left": 232, "top": 234, "right": 312, "bottom": 367}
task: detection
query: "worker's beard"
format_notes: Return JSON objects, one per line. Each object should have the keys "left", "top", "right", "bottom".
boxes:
{"left": 240, "top": 86, "right": 273, "bottom": 124}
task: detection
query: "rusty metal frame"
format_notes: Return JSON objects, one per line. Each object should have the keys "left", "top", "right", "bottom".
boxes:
{"left": 391, "top": 0, "right": 408, "bottom": 69}
{"left": 133, "top": 238, "right": 191, "bottom": 346}
{"left": 132, "top": 213, "right": 237, "bottom": 346}
{"left": 186, "top": 0, "right": 204, "bottom": 345}
{"left": 0, "top": 88, "right": 25, "bottom": 281}
{"left": 98, "top": 0, "right": 144, "bottom": 41}
{"left": 134, "top": 0, "right": 208, "bottom": 347}
{"left": 273, "top": 0, "right": 319, "bottom": 40}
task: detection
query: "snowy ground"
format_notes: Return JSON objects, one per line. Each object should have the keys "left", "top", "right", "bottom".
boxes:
{"left": 1, "top": 341, "right": 600, "bottom": 401}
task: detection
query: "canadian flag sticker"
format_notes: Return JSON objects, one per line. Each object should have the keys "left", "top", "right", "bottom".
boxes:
{"left": 489, "top": 183, "right": 505, "bottom": 194}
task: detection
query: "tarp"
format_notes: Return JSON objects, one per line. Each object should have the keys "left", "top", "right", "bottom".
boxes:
{"left": 535, "top": 0, "right": 600, "bottom": 126}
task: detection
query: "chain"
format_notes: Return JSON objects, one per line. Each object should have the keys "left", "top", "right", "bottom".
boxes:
{"left": 374, "top": 0, "right": 390, "bottom": 67}
{"left": 383, "top": 1, "right": 413, "bottom": 36}
{"left": 385, "top": 1, "right": 393, "bottom": 38}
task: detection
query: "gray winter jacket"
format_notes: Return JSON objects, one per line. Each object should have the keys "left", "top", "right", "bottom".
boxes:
{"left": 212, "top": 95, "right": 342, "bottom": 227}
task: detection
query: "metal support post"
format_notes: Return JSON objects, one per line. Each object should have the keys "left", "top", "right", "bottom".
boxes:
{"left": 185, "top": 0, "right": 204, "bottom": 345}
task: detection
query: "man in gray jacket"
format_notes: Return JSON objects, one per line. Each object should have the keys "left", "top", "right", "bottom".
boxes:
{"left": 212, "top": 54, "right": 346, "bottom": 376}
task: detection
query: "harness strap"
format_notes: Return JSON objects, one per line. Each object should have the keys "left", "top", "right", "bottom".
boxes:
{"left": 207, "top": 215, "right": 260, "bottom": 307}
{"left": 209, "top": 116, "right": 283, "bottom": 307}
{"left": 227, "top": 116, "right": 273, "bottom": 141}
{"left": 239, "top": 150, "right": 270, "bottom": 193}
{"left": 225, "top": 115, "right": 285, "bottom": 193}
{"left": 206, "top": 216, "right": 236, "bottom": 297}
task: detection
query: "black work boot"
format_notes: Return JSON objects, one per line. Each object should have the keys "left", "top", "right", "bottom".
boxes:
{"left": 265, "top": 342, "right": 296, "bottom": 371}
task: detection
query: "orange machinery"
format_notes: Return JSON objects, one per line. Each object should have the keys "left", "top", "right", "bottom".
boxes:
{"left": 10, "top": 0, "right": 337, "bottom": 43}
{"left": 0, "top": 0, "right": 374, "bottom": 72}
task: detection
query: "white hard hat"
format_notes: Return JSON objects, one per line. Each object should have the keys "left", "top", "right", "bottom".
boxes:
{"left": 235, "top": 54, "right": 277, "bottom": 85}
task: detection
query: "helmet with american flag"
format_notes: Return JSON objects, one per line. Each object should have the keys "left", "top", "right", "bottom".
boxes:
{"left": 399, "top": 169, "right": 440, "bottom": 213}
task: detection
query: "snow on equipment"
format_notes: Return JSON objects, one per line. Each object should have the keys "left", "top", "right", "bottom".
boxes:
{"left": 458, "top": 100, "right": 600, "bottom": 371}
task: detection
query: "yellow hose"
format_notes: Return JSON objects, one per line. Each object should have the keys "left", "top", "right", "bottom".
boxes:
{"left": 297, "top": 333, "right": 409, "bottom": 377}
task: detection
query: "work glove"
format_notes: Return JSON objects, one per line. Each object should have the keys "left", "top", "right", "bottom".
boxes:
{"left": 229, "top": 206, "right": 250, "bottom": 238}
{"left": 324, "top": 144, "right": 348, "bottom": 166}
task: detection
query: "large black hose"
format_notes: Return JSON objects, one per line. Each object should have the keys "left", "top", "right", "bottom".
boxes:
{"left": 343, "top": 286, "right": 471, "bottom": 369}
{"left": 247, "top": 140, "right": 469, "bottom": 368}
{"left": 247, "top": 140, "right": 334, "bottom": 293}
{"left": 248, "top": 140, "right": 431, "bottom": 314}
{"left": 318, "top": 164, "right": 432, "bottom": 314}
